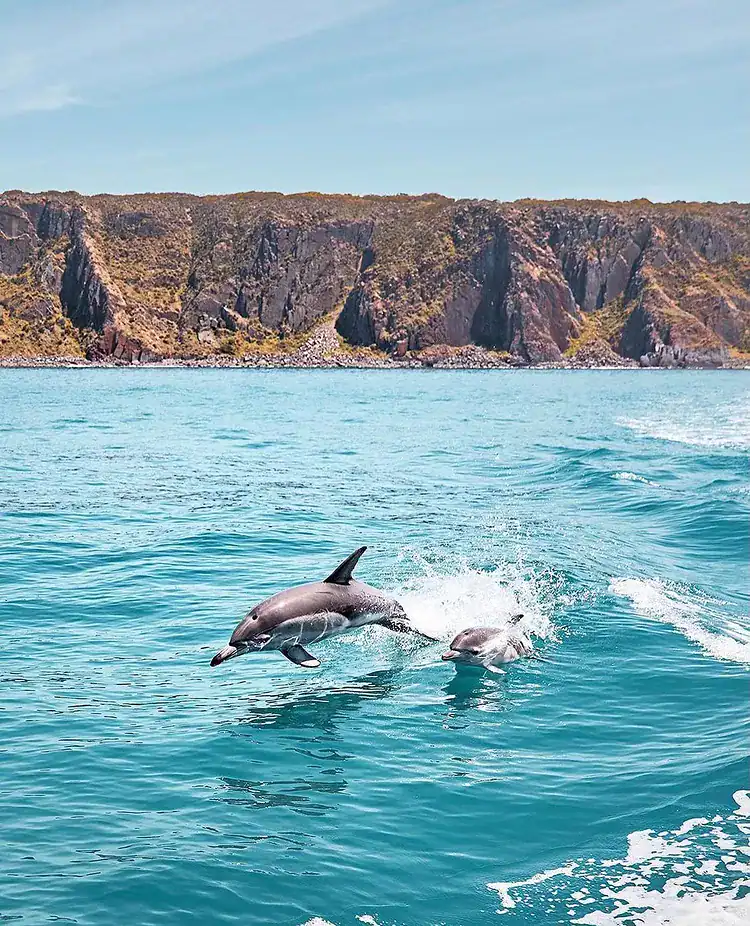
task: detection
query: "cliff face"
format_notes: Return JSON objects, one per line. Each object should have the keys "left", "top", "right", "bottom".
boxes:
{"left": 1, "top": 190, "right": 748, "bottom": 364}
{"left": 337, "top": 203, "right": 581, "bottom": 363}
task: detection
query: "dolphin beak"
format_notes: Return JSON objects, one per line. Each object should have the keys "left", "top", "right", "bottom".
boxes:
{"left": 442, "top": 650, "right": 458, "bottom": 661}
{"left": 211, "top": 645, "right": 238, "bottom": 667}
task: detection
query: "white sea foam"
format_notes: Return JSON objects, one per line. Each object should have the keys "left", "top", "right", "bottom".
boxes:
{"left": 572, "top": 886, "right": 750, "bottom": 926}
{"left": 733, "top": 791, "right": 750, "bottom": 818}
{"left": 620, "top": 400, "right": 750, "bottom": 451}
{"left": 488, "top": 793, "right": 750, "bottom": 923}
{"left": 610, "top": 577, "right": 750, "bottom": 665}
{"left": 488, "top": 864, "right": 578, "bottom": 909}
{"left": 613, "top": 471, "right": 660, "bottom": 487}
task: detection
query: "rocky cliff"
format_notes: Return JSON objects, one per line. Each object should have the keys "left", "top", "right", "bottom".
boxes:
{"left": 1, "top": 190, "right": 748, "bottom": 365}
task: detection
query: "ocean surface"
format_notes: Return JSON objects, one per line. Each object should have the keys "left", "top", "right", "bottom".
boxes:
{"left": 1, "top": 369, "right": 748, "bottom": 926}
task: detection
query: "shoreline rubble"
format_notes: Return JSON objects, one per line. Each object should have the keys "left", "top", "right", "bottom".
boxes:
{"left": 1, "top": 315, "right": 747, "bottom": 370}
{"left": 1, "top": 353, "right": 746, "bottom": 370}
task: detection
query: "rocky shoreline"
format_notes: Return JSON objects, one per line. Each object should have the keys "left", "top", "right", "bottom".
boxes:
{"left": 2, "top": 352, "right": 747, "bottom": 370}
{"left": 3, "top": 309, "right": 749, "bottom": 370}
{"left": 7, "top": 311, "right": 749, "bottom": 370}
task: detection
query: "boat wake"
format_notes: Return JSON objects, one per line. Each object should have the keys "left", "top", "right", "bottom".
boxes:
{"left": 619, "top": 398, "right": 750, "bottom": 452}
{"left": 610, "top": 577, "right": 750, "bottom": 666}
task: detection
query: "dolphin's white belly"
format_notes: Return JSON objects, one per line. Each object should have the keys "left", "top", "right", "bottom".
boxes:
{"left": 269, "top": 611, "right": 353, "bottom": 649}
{"left": 484, "top": 645, "right": 520, "bottom": 666}
{"left": 484, "top": 633, "right": 533, "bottom": 666}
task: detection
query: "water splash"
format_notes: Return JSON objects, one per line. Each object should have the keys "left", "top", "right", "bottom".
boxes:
{"left": 610, "top": 577, "right": 750, "bottom": 666}
{"left": 392, "top": 553, "right": 561, "bottom": 643}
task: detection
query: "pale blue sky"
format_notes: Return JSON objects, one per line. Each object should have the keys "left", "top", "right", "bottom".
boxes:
{"left": 1, "top": 0, "right": 748, "bottom": 200}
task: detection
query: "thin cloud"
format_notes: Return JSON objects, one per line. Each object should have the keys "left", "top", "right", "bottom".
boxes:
{"left": 0, "top": 0, "right": 391, "bottom": 118}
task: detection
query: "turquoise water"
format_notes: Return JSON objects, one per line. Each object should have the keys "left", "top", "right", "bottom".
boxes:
{"left": 1, "top": 370, "right": 748, "bottom": 926}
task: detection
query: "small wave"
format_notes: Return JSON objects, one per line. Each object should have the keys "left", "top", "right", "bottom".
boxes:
{"left": 613, "top": 471, "right": 661, "bottom": 487}
{"left": 488, "top": 792, "right": 750, "bottom": 924}
{"left": 300, "top": 917, "right": 381, "bottom": 926}
{"left": 610, "top": 577, "right": 750, "bottom": 665}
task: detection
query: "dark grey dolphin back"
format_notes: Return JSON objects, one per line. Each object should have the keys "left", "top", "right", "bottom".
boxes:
{"left": 324, "top": 546, "right": 367, "bottom": 585}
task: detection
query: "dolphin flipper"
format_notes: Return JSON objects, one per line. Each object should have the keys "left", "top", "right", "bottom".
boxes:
{"left": 377, "top": 616, "right": 440, "bottom": 643}
{"left": 281, "top": 645, "right": 321, "bottom": 668}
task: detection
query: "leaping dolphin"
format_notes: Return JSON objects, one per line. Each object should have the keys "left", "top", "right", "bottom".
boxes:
{"left": 211, "top": 546, "right": 431, "bottom": 669}
{"left": 441, "top": 617, "right": 535, "bottom": 672}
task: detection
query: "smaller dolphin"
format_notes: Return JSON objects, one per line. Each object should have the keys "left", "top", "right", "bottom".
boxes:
{"left": 441, "top": 616, "right": 535, "bottom": 672}
{"left": 211, "top": 546, "right": 432, "bottom": 669}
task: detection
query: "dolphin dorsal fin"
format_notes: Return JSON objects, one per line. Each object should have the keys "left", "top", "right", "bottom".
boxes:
{"left": 324, "top": 546, "right": 367, "bottom": 585}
